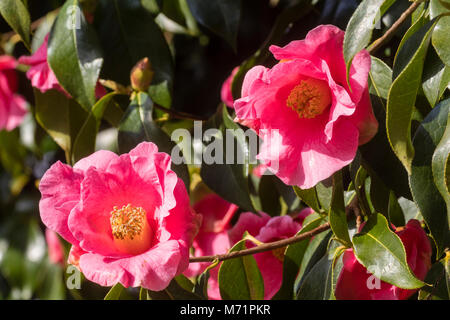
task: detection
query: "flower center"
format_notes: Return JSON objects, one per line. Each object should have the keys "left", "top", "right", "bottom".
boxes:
{"left": 286, "top": 78, "right": 331, "bottom": 119}
{"left": 110, "top": 204, "right": 153, "bottom": 255}
{"left": 272, "top": 246, "right": 286, "bottom": 262}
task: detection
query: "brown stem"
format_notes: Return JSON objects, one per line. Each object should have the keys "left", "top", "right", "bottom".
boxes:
{"left": 189, "top": 221, "right": 332, "bottom": 263}
{"left": 368, "top": 1, "right": 422, "bottom": 55}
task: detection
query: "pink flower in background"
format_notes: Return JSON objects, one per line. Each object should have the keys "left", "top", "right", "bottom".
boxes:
{"left": 18, "top": 34, "right": 64, "bottom": 94}
{"left": 39, "top": 142, "right": 201, "bottom": 291}
{"left": 19, "top": 34, "right": 106, "bottom": 99}
{"left": 221, "top": 67, "right": 239, "bottom": 107}
{"left": 0, "top": 56, "right": 27, "bottom": 131}
{"left": 335, "top": 219, "right": 432, "bottom": 300}
{"left": 184, "top": 194, "right": 238, "bottom": 299}
{"left": 234, "top": 25, "right": 378, "bottom": 189}
{"left": 45, "top": 228, "right": 65, "bottom": 266}
{"left": 227, "top": 212, "right": 302, "bottom": 300}
{"left": 292, "top": 207, "right": 315, "bottom": 226}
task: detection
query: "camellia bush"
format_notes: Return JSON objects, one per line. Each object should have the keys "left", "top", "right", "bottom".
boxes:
{"left": 0, "top": 0, "right": 448, "bottom": 301}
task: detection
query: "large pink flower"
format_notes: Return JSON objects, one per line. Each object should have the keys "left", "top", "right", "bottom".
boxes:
{"left": 335, "top": 219, "right": 432, "bottom": 300}
{"left": 0, "top": 56, "right": 27, "bottom": 131}
{"left": 183, "top": 193, "right": 238, "bottom": 299}
{"left": 39, "top": 142, "right": 201, "bottom": 291}
{"left": 227, "top": 212, "right": 302, "bottom": 300}
{"left": 234, "top": 25, "right": 378, "bottom": 189}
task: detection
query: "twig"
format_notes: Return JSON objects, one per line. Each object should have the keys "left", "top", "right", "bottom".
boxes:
{"left": 189, "top": 197, "right": 359, "bottom": 263}
{"left": 368, "top": 1, "right": 422, "bottom": 55}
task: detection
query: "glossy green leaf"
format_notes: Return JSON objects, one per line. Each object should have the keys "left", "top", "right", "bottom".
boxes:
{"left": 186, "top": 0, "right": 241, "bottom": 50}
{"left": 273, "top": 214, "right": 325, "bottom": 299}
{"left": 369, "top": 56, "right": 392, "bottom": 100}
{"left": 48, "top": 0, "right": 103, "bottom": 111}
{"left": 71, "top": 92, "right": 118, "bottom": 163}
{"left": 329, "top": 171, "right": 351, "bottom": 247}
{"left": 218, "top": 239, "right": 264, "bottom": 300}
{"left": 293, "top": 186, "right": 321, "bottom": 213}
{"left": 387, "top": 19, "right": 439, "bottom": 174}
{"left": 432, "top": 111, "right": 450, "bottom": 226}
{"left": 419, "top": 255, "right": 450, "bottom": 300}
{"left": 104, "top": 283, "right": 124, "bottom": 300}
{"left": 259, "top": 175, "right": 281, "bottom": 216}
{"left": 431, "top": 0, "right": 450, "bottom": 67}
{"left": 388, "top": 191, "right": 406, "bottom": 227}
{"left": 422, "top": 47, "right": 450, "bottom": 107}
{"left": 118, "top": 92, "right": 190, "bottom": 189}
{"left": 296, "top": 244, "right": 344, "bottom": 300}
{"left": 200, "top": 106, "right": 255, "bottom": 212}
{"left": 34, "top": 89, "right": 88, "bottom": 164}
{"left": 0, "top": 0, "right": 31, "bottom": 49}
{"left": 352, "top": 213, "right": 426, "bottom": 289}
{"left": 410, "top": 98, "right": 450, "bottom": 256}
{"left": 344, "top": 0, "right": 395, "bottom": 77}
{"left": 94, "top": 0, "right": 174, "bottom": 107}
{"left": 0, "top": 130, "right": 26, "bottom": 177}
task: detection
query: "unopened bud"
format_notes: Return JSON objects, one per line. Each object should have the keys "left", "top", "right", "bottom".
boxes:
{"left": 130, "top": 57, "right": 154, "bottom": 92}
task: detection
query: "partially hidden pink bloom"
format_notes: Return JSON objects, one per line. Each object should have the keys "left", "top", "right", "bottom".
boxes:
{"left": 45, "top": 228, "right": 65, "bottom": 266}
{"left": 183, "top": 194, "right": 238, "bottom": 299}
{"left": 19, "top": 34, "right": 107, "bottom": 100}
{"left": 221, "top": 67, "right": 239, "bottom": 107}
{"left": 0, "top": 56, "right": 27, "bottom": 131}
{"left": 292, "top": 207, "right": 315, "bottom": 226}
{"left": 335, "top": 219, "right": 432, "bottom": 300}
{"left": 227, "top": 212, "right": 302, "bottom": 300}
{"left": 234, "top": 25, "right": 378, "bottom": 189}
{"left": 18, "top": 34, "right": 65, "bottom": 95}
{"left": 39, "top": 142, "right": 201, "bottom": 291}
{"left": 252, "top": 163, "right": 268, "bottom": 178}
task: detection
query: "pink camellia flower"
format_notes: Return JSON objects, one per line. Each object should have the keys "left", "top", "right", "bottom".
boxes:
{"left": 227, "top": 212, "right": 302, "bottom": 300}
{"left": 183, "top": 194, "right": 238, "bottom": 299}
{"left": 19, "top": 34, "right": 106, "bottom": 99}
{"left": 221, "top": 67, "right": 239, "bottom": 107}
{"left": 234, "top": 25, "right": 378, "bottom": 189}
{"left": 39, "top": 142, "right": 201, "bottom": 291}
{"left": 335, "top": 219, "right": 432, "bottom": 300}
{"left": 293, "top": 207, "right": 315, "bottom": 225}
{"left": 18, "top": 34, "right": 63, "bottom": 94}
{"left": 45, "top": 228, "right": 65, "bottom": 266}
{"left": 0, "top": 56, "right": 27, "bottom": 131}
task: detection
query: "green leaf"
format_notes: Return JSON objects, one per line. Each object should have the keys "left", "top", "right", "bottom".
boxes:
{"left": 344, "top": 0, "right": 395, "bottom": 77}
{"left": 369, "top": 56, "right": 392, "bottom": 100}
{"left": 186, "top": 0, "right": 241, "bottom": 50}
{"left": 200, "top": 106, "right": 255, "bottom": 212}
{"left": 218, "top": 239, "right": 264, "bottom": 300}
{"left": 419, "top": 255, "right": 450, "bottom": 300}
{"left": 329, "top": 171, "right": 351, "bottom": 247}
{"left": 94, "top": 0, "right": 174, "bottom": 107}
{"left": 388, "top": 191, "right": 405, "bottom": 227}
{"left": 352, "top": 213, "right": 426, "bottom": 289}
{"left": 386, "top": 19, "right": 439, "bottom": 174}
{"left": 48, "top": 0, "right": 103, "bottom": 111}
{"left": 296, "top": 244, "right": 344, "bottom": 300}
{"left": 259, "top": 175, "right": 281, "bottom": 216}
{"left": 422, "top": 47, "right": 450, "bottom": 107}
{"left": 0, "top": 130, "right": 27, "bottom": 177}
{"left": 410, "top": 98, "right": 450, "bottom": 256}
{"left": 431, "top": 0, "right": 450, "bottom": 67}
{"left": 71, "top": 92, "right": 118, "bottom": 163}
{"left": 34, "top": 89, "right": 88, "bottom": 164}
{"left": 0, "top": 0, "right": 31, "bottom": 49}
{"left": 273, "top": 214, "right": 325, "bottom": 299}
{"left": 118, "top": 92, "right": 190, "bottom": 189}
{"left": 432, "top": 108, "right": 450, "bottom": 226}
{"left": 293, "top": 186, "right": 321, "bottom": 213}
{"left": 104, "top": 283, "right": 124, "bottom": 300}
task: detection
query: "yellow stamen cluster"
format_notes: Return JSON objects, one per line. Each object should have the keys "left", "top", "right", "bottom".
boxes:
{"left": 286, "top": 78, "right": 331, "bottom": 119}
{"left": 110, "top": 204, "right": 146, "bottom": 240}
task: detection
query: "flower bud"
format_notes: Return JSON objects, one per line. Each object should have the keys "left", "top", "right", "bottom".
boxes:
{"left": 130, "top": 57, "right": 154, "bottom": 92}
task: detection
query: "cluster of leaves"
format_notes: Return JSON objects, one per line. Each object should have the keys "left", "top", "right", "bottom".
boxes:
{"left": 0, "top": 0, "right": 449, "bottom": 300}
